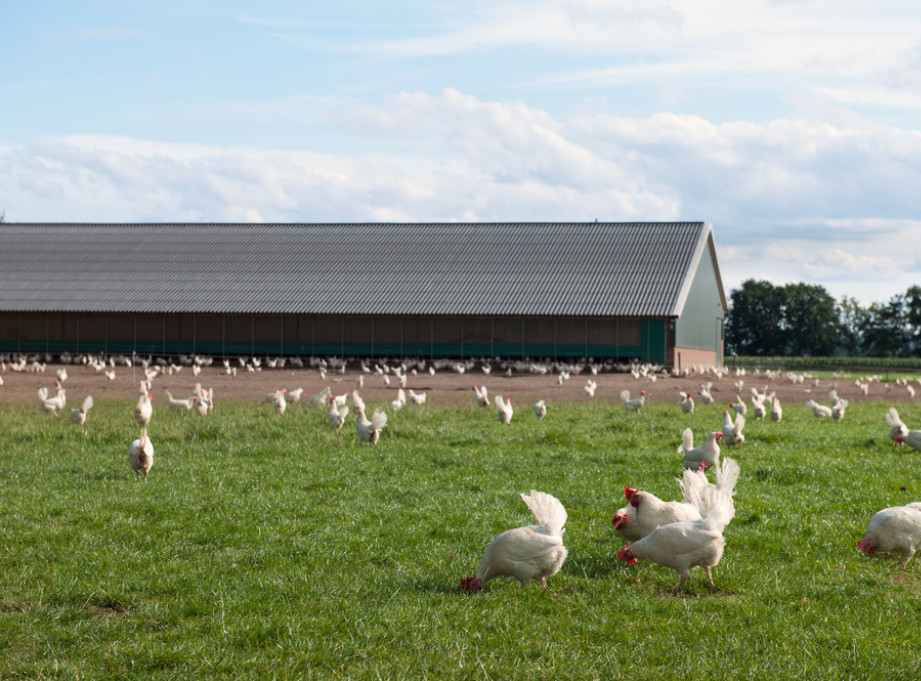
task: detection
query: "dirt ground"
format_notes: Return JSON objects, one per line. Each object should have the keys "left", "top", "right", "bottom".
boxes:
{"left": 1, "top": 359, "right": 913, "bottom": 410}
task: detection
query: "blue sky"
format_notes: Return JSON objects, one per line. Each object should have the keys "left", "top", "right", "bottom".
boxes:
{"left": 3, "top": 1, "right": 921, "bottom": 305}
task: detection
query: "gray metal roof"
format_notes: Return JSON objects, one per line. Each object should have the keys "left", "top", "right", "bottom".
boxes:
{"left": 0, "top": 222, "right": 724, "bottom": 317}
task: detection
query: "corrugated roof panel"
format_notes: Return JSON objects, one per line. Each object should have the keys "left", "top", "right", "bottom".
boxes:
{"left": 0, "top": 222, "right": 718, "bottom": 317}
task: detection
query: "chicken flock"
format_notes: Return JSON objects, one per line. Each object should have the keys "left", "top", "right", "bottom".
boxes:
{"left": 6, "top": 353, "right": 921, "bottom": 594}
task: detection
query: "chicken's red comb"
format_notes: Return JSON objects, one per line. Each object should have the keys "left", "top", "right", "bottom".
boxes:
{"left": 697, "top": 461, "right": 711, "bottom": 471}
{"left": 624, "top": 485, "right": 638, "bottom": 499}
{"left": 460, "top": 576, "right": 482, "bottom": 592}
{"left": 611, "top": 513, "right": 628, "bottom": 529}
{"left": 618, "top": 545, "right": 636, "bottom": 564}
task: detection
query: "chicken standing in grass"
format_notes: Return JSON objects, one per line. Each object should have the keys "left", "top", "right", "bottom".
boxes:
{"left": 354, "top": 406, "right": 387, "bottom": 445}
{"left": 533, "top": 399, "right": 547, "bottom": 420}
{"left": 613, "top": 484, "right": 702, "bottom": 541}
{"left": 621, "top": 389, "right": 646, "bottom": 413}
{"left": 473, "top": 385, "right": 489, "bottom": 408}
{"left": 328, "top": 396, "right": 347, "bottom": 432}
{"left": 618, "top": 484, "right": 735, "bottom": 592}
{"left": 70, "top": 395, "right": 94, "bottom": 432}
{"left": 679, "top": 391, "right": 694, "bottom": 415}
{"left": 135, "top": 387, "right": 153, "bottom": 427}
{"left": 857, "top": 503, "right": 921, "bottom": 568}
{"left": 495, "top": 395, "right": 513, "bottom": 424}
{"left": 770, "top": 396, "right": 783, "bottom": 422}
{"left": 129, "top": 428, "right": 154, "bottom": 479}
{"left": 806, "top": 399, "right": 833, "bottom": 418}
{"left": 679, "top": 428, "right": 723, "bottom": 470}
{"left": 721, "top": 410, "right": 745, "bottom": 446}
{"left": 461, "top": 490, "right": 568, "bottom": 592}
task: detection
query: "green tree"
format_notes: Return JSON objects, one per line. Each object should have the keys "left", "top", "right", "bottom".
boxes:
{"left": 725, "top": 279, "right": 786, "bottom": 355}
{"left": 782, "top": 283, "right": 840, "bottom": 356}
{"left": 837, "top": 296, "right": 869, "bottom": 357}
{"left": 861, "top": 295, "right": 909, "bottom": 357}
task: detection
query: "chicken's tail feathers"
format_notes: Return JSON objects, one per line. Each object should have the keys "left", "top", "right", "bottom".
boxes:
{"left": 619, "top": 389, "right": 630, "bottom": 403}
{"left": 371, "top": 411, "right": 388, "bottom": 429}
{"left": 37, "top": 387, "right": 48, "bottom": 401}
{"left": 716, "top": 457, "right": 740, "bottom": 497}
{"left": 678, "top": 427, "right": 693, "bottom": 454}
{"left": 82, "top": 395, "right": 94, "bottom": 412}
{"left": 494, "top": 394, "right": 506, "bottom": 409}
{"left": 686, "top": 485, "right": 735, "bottom": 532}
{"left": 521, "top": 490, "right": 567, "bottom": 536}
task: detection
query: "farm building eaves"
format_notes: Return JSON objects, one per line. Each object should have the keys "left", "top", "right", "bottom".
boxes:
{"left": 0, "top": 222, "right": 725, "bottom": 318}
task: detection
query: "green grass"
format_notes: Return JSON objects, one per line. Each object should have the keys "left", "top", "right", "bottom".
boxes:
{"left": 2, "top": 398, "right": 921, "bottom": 679}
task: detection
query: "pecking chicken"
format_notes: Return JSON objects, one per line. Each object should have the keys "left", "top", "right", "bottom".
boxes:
{"left": 495, "top": 395, "right": 513, "bottom": 424}
{"left": 129, "top": 427, "right": 154, "bottom": 479}
{"left": 461, "top": 490, "right": 568, "bottom": 592}
{"left": 390, "top": 388, "right": 406, "bottom": 411}
{"left": 729, "top": 396, "right": 747, "bottom": 417}
{"left": 621, "top": 389, "right": 646, "bottom": 413}
{"left": 533, "top": 399, "right": 547, "bottom": 420}
{"left": 473, "top": 385, "right": 489, "bottom": 408}
{"left": 354, "top": 406, "right": 387, "bottom": 445}
{"left": 618, "top": 484, "right": 735, "bottom": 592}
{"left": 721, "top": 410, "right": 745, "bottom": 446}
{"left": 38, "top": 381, "right": 66, "bottom": 415}
{"left": 886, "top": 407, "right": 910, "bottom": 443}
{"left": 166, "top": 390, "right": 198, "bottom": 411}
{"left": 857, "top": 503, "right": 921, "bottom": 568}
{"left": 679, "top": 428, "right": 723, "bottom": 470}
{"left": 698, "top": 383, "right": 715, "bottom": 405}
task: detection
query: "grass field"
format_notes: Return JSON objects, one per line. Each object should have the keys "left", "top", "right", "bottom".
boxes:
{"left": 2, "top": 396, "right": 921, "bottom": 679}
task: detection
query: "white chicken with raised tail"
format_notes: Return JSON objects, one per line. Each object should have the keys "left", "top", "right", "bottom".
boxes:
{"left": 38, "top": 381, "right": 66, "bottom": 415}
{"left": 354, "top": 406, "right": 387, "bottom": 445}
{"left": 70, "top": 395, "right": 94, "bottom": 432}
{"left": 857, "top": 503, "right": 921, "bottom": 568}
{"left": 620, "top": 389, "right": 646, "bottom": 413}
{"left": 721, "top": 410, "right": 745, "bottom": 446}
{"left": 618, "top": 484, "right": 735, "bottom": 592}
{"left": 885, "top": 407, "right": 909, "bottom": 443}
{"left": 461, "top": 490, "right": 568, "bottom": 592}
{"left": 832, "top": 398, "right": 849, "bottom": 422}
{"left": 679, "top": 391, "right": 694, "bottom": 415}
{"left": 473, "top": 385, "right": 489, "bottom": 408}
{"left": 533, "top": 399, "right": 547, "bottom": 420}
{"left": 770, "top": 396, "right": 783, "bottom": 422}
{"left": 679, "top": 428, "right": 723, "bottom": 470}
{"left": 128, "top": 428, "right": 154, "bottom": 479}
{"left": 585, "top": 379, "right": 597, "bottom": 399}
{"left": 495, "top": 395, "right": 513, "bottom": 424}
{"left": 408, "top": 389, "right": 429, "bottom": 406}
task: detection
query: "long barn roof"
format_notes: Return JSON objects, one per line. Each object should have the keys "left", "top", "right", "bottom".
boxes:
{"left": 0, "top": 222, "right": 725, "bottom": 317}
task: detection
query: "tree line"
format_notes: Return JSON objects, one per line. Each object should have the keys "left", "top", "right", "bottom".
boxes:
{"left": 725, "top": 280, "right": 921, "bottom": 358}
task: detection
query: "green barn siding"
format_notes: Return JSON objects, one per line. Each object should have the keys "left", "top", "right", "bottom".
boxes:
{"left": 675, "top": 244, "right": 724, "bottom": 354}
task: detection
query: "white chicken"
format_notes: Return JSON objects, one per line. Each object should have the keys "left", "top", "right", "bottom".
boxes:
{"left": 721, "top": 410, "right": 745, "bottom": 446}
{"left": 273, "top": 389, "right": 287, "bottom": 415}
{"left": 354, "top": 406, "right": 387, "bottom": 445}
{"left": 729, "top": 396, "right": 747, "bottom": 417}
{"left": 612, "top": 484, "right": 702, "bottom": 541}
{"left": 770, "top": 396, "right": 783, "bottom": 422}
{"left": 620, "top": 389, "right": 646, "bottom": 413}
{"left": 70, "top": 395, "right": 94, "bottom": 431}
{"left": 287, "top": 387, "right": 305, "bottom": 404}
{"left": 473, "top": 385, "right": 489, "bottom": 408}
{"left": 533, "top": 399, "right": 547, "bottom": 420}
{"left": 895, "top": 431, "right": 921, "bottom": 451}
{"left": 832, "top": 398, "right": 849, "bottom": 422}
{"left": 678, "top": 428, "right": 723, "bottom": 470}
{"left": 390, "top": 388, "right": 406, "bottom": 411}
{"left": 351, "top": 390, "right": 366, "bottom": 412}
{"left": 618, "top": 484, "right": 735, "bottom": 592}
{"left": 585, "top": 379, "right": 597, "bottom": 398}
{"left": 128, "top": 428, "right": 154, "bottom": 479}
{"left": 166, "top": 390, "right": 198, "bottom": 411}
{"left": 698, "top": 383, "right": 715, "bottom": 405}
{"left": 307, "top": 386, "right": 332, "bottom": 408}
{"left": 328, "top": 396, "right": 347, "bottom": 432}
{"left": 679, "top": 391, "right": 694, "bottom": 415}
{"left": 407, "top": 389, "right": 429, "bottom": 406}
{"left": 806, "top": 399, "right": 833, "bottom": 418}
{"left": 38, "top": 382, "right": 67, "bottom": 415}
{"left": 857, "top": 503, "right": 921, "bottom": 568}
{"left": 135, "top": 388, "right": 153, "bottom": 426}
{"left": 495, "top": 395, "right": 513, "bottom": 424}
{"left": 886, "top": 407, "right": 910, "bottom": 443}
{"left": 461, "top": 490, "right": 568, "bottom": 592}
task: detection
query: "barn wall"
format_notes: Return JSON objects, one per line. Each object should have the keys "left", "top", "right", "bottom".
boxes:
{"left": 0, "top": 312, "right": 669, "bottom": 362}
{"left": 674, "top": 243, "right": 724, "bottom": 365}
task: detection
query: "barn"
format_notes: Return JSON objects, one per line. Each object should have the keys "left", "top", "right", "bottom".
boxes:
{"left": 0, "top": 222, "right": 727, "bottom": 368}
